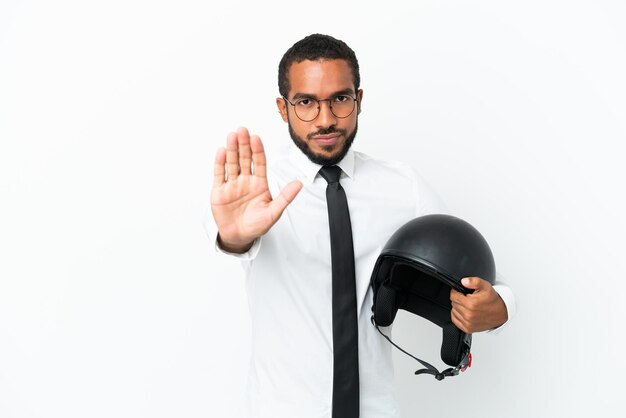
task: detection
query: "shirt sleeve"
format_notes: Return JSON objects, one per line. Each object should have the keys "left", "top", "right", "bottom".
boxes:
{"left": 411, "top": 166, "right": 449, "bottom": 216}
{"left": 409, "top": 165, "right": 517, "bottom": 334}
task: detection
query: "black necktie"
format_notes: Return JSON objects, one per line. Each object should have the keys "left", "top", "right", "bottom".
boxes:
{"left": 319, "top": 165, "right": 360, "bottom": 418}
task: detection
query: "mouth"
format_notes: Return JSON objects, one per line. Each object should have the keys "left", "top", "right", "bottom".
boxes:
{"left": 311, "top": 133, "right": 341, "bottom": 146}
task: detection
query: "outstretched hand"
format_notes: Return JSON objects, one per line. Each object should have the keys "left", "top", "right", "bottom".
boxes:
{"left": 450, "top": 277, "right": 508, "bottom": 333}
{"left": 211, "top": 127, "right": 303, "bottom": 253}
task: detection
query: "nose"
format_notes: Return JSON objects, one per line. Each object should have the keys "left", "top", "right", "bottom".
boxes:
{"left": 315, "top": 99, "right": 337, "bottom": 128}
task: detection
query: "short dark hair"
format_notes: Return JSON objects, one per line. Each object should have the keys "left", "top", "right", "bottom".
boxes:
{"left": 278, "top": 34, "right": 360, "bottom": 98}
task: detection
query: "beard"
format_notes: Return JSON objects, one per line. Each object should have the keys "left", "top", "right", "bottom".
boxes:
{"left": 288, "top": 120, "right": 358, "bottom": 166}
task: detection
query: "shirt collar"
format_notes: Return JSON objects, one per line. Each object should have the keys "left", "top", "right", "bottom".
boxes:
{"left": 288, "top": 142, "right": 355, "bottom": 184}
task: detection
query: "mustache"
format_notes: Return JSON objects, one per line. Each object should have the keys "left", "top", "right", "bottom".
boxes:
{"left": 307, "top": 127, "right": 346, "bottom": 140}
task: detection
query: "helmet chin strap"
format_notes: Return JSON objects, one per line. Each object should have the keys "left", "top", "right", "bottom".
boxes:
{"left": 370, "top": 315, "right": 472, "bottom": 381}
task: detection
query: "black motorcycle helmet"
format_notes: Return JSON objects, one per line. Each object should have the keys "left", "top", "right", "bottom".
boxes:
{"left": 370, "top": 214, "right": 496, "bottom": 380}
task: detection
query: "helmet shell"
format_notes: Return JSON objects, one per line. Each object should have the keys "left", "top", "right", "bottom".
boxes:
{"left": 375, "top": 214, "right": 495, "bottom": 291}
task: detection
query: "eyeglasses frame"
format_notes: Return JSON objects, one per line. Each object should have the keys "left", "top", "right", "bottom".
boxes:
{"left": 281, "top": 94, "right": 359, "bottom": 122}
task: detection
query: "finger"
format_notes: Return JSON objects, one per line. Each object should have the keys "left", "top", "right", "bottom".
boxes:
{"left": 461, "top": 277, "right": 488, "bottom": 292}
{"left": 226, "top": 131, "right": 240, "bottom": 180}
{"left": 451, "top": 309, "right": 469, "bottom": 333}
{"left": 269, "top": 180, "right": 303, "bottom": 221}
{"left": 213, "top": 147, "right": 226, "bottom": 188}
{"left": 451, "top": 300, "right": 469, "bottom": 318}
{"left": 450, "top": 288, "right": 467, "bottom": 306}
{"left": 250, "top": 134, "right": 267, "bottom": 178}
{"left": 237, "top": 127, "right": 252, "bottom": 175}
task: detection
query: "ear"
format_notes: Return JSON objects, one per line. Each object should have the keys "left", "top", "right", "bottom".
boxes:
{"left": 276, "top": 97, "right": 289, "bottom": 122}
{"left": 356, "top": 89, "right": 363, "bottom": 115}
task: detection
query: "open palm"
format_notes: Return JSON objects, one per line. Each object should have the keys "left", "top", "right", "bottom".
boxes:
{"left": 211, "top": 127, "right": 303, "bottom": 252}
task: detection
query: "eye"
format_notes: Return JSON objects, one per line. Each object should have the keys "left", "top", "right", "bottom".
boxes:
{"left": 296, "top": 98, "right": 314, "bottom": 107}
{"left": 333, "top": 95, "right": 349, "bottom": 103}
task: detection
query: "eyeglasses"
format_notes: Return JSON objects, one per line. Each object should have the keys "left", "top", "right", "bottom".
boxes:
{"left": 282, "top": 94, "right": 358, "bottom": 122}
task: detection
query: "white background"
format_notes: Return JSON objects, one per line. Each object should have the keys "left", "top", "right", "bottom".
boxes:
{"left": 1, "top": 1, "right": 625, "bottom": 417}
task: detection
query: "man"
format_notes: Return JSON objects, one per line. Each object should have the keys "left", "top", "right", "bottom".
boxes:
{"left": 209, "top": 34, "right": 515, "bottom": 418}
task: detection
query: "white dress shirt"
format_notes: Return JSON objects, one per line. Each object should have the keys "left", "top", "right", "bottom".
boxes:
{"left": 206, "top": 143, "right": 516, "bottom": 418}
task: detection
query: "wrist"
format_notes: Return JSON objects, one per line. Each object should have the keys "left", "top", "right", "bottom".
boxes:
{"left": 217, "top": 233, "right": 254, "bottom": 254}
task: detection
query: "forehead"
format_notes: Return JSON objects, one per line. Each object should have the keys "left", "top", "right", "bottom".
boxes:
{"left": 286, "top": 59, "right": 354, "bottom": 97}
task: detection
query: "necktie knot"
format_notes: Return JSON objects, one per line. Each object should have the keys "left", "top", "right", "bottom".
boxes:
{"left": 319, "top": 165, "right": 342, "bottom": 185}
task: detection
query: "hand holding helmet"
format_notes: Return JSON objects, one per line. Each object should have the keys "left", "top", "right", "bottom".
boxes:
{"left": 450, "top": 276, "right": 508, "bottom": 334}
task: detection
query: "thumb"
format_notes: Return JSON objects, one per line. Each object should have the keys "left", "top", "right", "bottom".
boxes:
{"left": 461, "top": 276, "right": 488, "bottom": 292}
{"left": 269, "top": 180, "right": 303, "bottom": 220}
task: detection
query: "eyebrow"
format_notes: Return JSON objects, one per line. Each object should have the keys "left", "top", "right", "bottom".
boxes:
{"left": 291, "top": 88, "right": 356, "bottom": 101}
